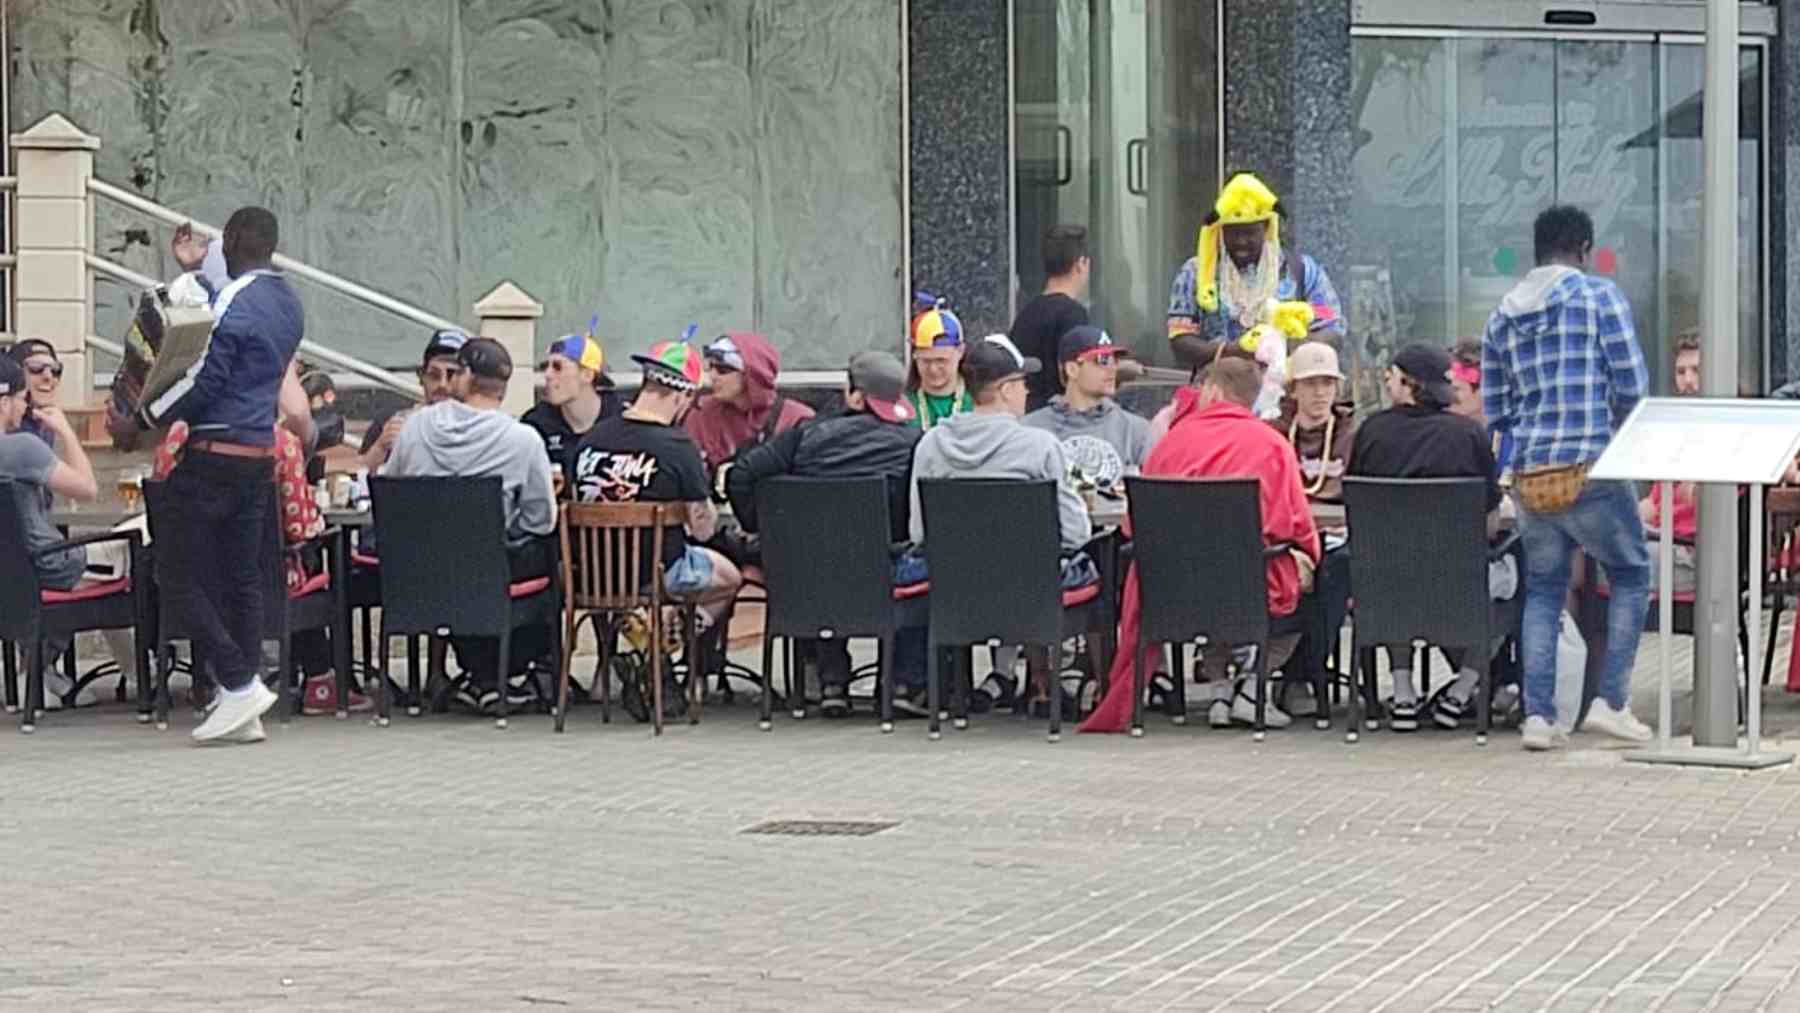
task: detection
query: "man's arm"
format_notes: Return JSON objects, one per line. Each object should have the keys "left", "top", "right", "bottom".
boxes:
{"left": 1166, "top": 258, "right": 1205, "bottom": 360}
{"left": 277, "top": 360, "right": 315, "bottom": 450}
{"left": 33, "top": 406, "right": 98, "bottom": 501}
{"left": 724, "top": 423, "right": 804, "bottom": 534}
{"left": 684, "top": 500, "right": 719, "bottom": 544}
{"left": 1302, "top": 260, "right": 1348, "bottom": 341}
{"left": 1478, "top": 317, "right": 1516, "bottom": 433}
{"left": 1597, "top": 285, "right": 1648, "bottom": 424}
{"left": 516, "top": 432, "right": 558, "bottom": 536}
{"left": 1046, "top": 440, "right": 1093, "bottom": 551}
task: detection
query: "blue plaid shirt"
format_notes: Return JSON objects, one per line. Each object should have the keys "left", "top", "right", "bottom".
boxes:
{"left": 1480, "top": 267, "right": 1647, "bottom": 470}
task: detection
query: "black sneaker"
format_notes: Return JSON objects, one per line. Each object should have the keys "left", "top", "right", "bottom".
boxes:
{"left": 820, "top": 684, "right": 851, "bottom": 719}
{"left": 968, "top": 673, "right": 1016, "bottom": 715}
{"left": 1387, "top": 697, "right": 1420, "bottom": 732}
{"left": 1428, "top": 686, "right": 1468, "bottom": 730}
{"left": 616, "top": 658, "right": 651, "bottom": 724}
{"left": 892, "top": 690, "right": 930, "bottom": 718}
{"left": 1147, "top": 672, "right": 1181, "bottom": 718}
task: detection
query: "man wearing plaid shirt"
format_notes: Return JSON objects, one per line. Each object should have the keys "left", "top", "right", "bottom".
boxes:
{"left": 1481, "top": 205, "right": 1653, "bottom": 752}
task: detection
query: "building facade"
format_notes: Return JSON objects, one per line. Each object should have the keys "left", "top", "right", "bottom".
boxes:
{"left": 10, "top": 0, "right": 1794, "bottom": 392}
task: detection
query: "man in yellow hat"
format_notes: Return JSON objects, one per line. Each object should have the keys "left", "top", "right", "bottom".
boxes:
{"left": 1166, "top": 172, "right": 1346, "bottom": 368}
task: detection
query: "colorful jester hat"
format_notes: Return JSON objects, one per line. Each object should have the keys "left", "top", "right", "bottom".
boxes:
{"left": 909, "top": 291, "right": 965, "bottom": 350}
{"left": 631, "top": 323, "right": 704, "bottom": 393}
{"left": 1194, "top": 172, "right": 1283, "bottom": 313}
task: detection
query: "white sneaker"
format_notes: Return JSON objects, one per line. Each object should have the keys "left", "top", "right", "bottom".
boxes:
{"left": 192, "top": 681, "right": 277, "bottom": 744}
{"left": 1230, "top": 689, "right": 1292, "bottom": 729}
{"left": 223, "top": 717, "right": 266, "bottom": 744}
{"left": 1208, "top": 699, "right": 1232, "bottom": 729}
{"left": 1520, "top": 715, "right": 1568, "bottom": 752}
{"left": 1582, "top": 699, "right": 1653, "bottom": 743}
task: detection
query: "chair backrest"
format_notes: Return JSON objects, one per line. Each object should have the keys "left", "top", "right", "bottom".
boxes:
{"left": 369, "top": 475, "right": 512, "bottom": 637}
{"left": 756, "top": 476, "right": 896, "bottom": 637}
{"left": 918, "top": 478, "right": 1063, "bottom": 645}
{"left": 1125, "top": 476, "right": 1269, "bottom": 644}
{"left": 0, "top": 479, "right": 42, "bottom": 638}
{"left": 558, "top": 500, "right": 674, "bottom": 611}
{"left": 1343, "top": 476, "right": 1489, "bottom": 647}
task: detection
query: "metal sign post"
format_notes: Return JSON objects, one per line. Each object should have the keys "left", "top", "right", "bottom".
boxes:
{"left": 1588, "top": 397, "right": 1800, "bottom": 770}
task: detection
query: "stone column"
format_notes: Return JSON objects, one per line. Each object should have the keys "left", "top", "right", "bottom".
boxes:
{"left": 474, "top": 281, "right": 542, "bottom": 416}
{"left": 11, "top": 113, "right": 98, "bottom": 405}
{"left": 1771, "top": 0, "right": 1799, "bottom": 386}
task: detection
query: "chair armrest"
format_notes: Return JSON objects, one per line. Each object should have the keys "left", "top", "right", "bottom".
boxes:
{"left": 1487, "top": 531, "right": 1522, "bottom": 561}
{"left": 1262, "top": 540, "right": 1297, "bottom": 560}
{"left": 32, "top": 527, "right": 142, "bottom": 561}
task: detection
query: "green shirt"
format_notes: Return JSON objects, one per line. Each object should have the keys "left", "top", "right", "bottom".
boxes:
{"left": 908, "top": 387, "right": 973, "bottom": 430}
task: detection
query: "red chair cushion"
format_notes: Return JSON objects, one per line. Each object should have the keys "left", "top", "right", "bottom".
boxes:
{"left": 892, "top": 581, "right": 929, "bottom": 601}
{"left": 351, "top": 551, "right": 380, "bottom": 568}
{"left": 41, "top": 576, "right": 131, "bottom": 605}
{"left": 1062, "top": 583, "right": 1101, "bottom": 608}
{"left": 510, "top": 576, "right": 552, "bottom": 599}
{"left": 1594, "top": 582, "right": 1695, "bottom": 604}
{"left": 288, "top": 571, "right": 330, "bottom": 600}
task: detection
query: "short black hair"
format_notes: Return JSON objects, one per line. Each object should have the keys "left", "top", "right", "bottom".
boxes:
{"left": 1042, "top": 224, "right": 1089, "bottom": 277}
{"left": 1534, "top": 205, "right": 1593, "bottom": 265}
{"left": 223, "top": 206, "right": 279, "bottom": 262}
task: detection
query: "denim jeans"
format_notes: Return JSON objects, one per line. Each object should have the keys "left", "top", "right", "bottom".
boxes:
{"left": 1519, "top": 479, "right": 1649, "bottom": 721}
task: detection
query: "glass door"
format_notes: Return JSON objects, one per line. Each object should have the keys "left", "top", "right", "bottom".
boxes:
{"left": 1013, "top": 0, "right": 1219, "bottom": 362}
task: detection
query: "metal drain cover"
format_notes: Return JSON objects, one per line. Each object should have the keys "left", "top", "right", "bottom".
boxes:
{"left": 741, "top": 819, "right": 899, "bottom": 837}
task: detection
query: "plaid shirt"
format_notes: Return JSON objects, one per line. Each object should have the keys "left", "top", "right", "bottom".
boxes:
{"left": 1480, "top": 267, "right": 1647, "bottom": 470}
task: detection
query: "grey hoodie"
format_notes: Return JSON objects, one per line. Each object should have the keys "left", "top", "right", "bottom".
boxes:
{"left": 908, "top": 410, "right": 1092, "bottom": 551}
{"left": 1021, "top": 396, "right": 1151, "bottom": 487}
{"left": 382, "top": 399, "right": 557, "bottom": 544}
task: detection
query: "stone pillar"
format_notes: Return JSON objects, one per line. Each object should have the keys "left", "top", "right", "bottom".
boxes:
{"left": 474, "top": 281, "right": 542, "bottom": 416}
{"left": 11, "top": 113, "right": 98, "bottom": 406}
{"left": 908, "top": 0, "right": 1012, "bottom": 338}
{"left": 1223, "top": 0, "right": 1354, "bottom": 306}
{"left": 1771, "top": 0, "right": 1800, "bottom": 386}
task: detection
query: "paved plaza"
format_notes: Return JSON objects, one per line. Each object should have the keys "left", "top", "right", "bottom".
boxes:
{"left": 8, "top": 636, "right": 1800, "bottom": 1013}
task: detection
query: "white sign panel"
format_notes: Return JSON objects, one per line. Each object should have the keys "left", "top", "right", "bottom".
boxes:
{"left": 1588, "top": 398, "right": 1800, "bottom": 486}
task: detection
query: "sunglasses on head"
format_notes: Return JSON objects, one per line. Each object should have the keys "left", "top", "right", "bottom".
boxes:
{"left": 26, "top": 361, "right": 63, "bottom": 379}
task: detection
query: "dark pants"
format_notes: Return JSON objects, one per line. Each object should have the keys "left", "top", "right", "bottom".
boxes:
{"left": 450, "top": 537, "right": 555, "bottom": 685}
{"left": 813, "top": 630, "right": 929, "bottom": 693}
{"left": 157, "top": 450, "right": 274, "bottom": 692}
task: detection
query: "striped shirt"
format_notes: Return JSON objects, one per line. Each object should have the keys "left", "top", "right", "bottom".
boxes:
{"left": 1480, "top": 266, "right": 1647, "bottom": 470}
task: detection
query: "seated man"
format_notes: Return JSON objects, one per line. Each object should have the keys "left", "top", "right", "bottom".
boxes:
{"left": 726, "top": 350, "right": 922, "bottom": 716}
{"left": 360, "top": 328, "right": 470, "bottom": 472}
{"left": 908, "top": 335, "right": 1093, "bottom": 716}
{"left": 0, "top": 356, "right": 100, "bottom": 701}
{"left": 686, "top": 332, "right": 813, "bottom": 472}
{"left": 522, "top": 333, "right": 623, "bottom": 474}
{"left": 1348, "top": 342, "right": 1506, "bottom": 732}
{"left": 1022, "top": 325, "right": 1150, "bottom": 487}
{"left": 1081, "top": 357, "right": 1321, "bottom": 733}
{"left": 568, "top": 338, "right": 744, "bottom": 652}
{"left": 383, "top": 338, "right": 559, "bottom": 710}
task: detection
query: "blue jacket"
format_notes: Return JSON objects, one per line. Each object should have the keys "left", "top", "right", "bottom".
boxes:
{"left": 142, "top": 269, "right": 304, "bottom": 448}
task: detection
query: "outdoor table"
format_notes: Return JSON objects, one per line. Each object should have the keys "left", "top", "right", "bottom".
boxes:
{"left": 324, "top": 508, "right": 373, "bottom": 529}
{"left": 49, "top": 507, "right": 142, "bottom": 530}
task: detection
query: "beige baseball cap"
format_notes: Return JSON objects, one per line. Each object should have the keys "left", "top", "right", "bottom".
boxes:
{"left": 1288, "top": 341, "right": 1343, "bottom": 382}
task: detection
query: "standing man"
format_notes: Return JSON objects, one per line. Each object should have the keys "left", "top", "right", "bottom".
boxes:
{"left": 522, "top": 333, "right": 622, "bottom": 473}
{"left": 1009, "top": 225, "right": 1091, "bottom": 412}
{"left": 1166, "top": 172, "right": 1346, "bottom": 369}
{"left": 1483, "top": 204, "right": 1652, "bottom": 751}
{"left": 136, "top": 206, "right": 303, "bottom": 745}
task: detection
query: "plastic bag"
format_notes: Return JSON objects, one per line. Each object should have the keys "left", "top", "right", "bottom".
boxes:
{"left": 1554, "top": 610, "right": 1586, "bottom": 733}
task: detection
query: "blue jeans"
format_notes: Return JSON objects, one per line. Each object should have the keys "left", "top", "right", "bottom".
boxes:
{"left": 1519, "top": 479, "right": 1649, "bottom": 721}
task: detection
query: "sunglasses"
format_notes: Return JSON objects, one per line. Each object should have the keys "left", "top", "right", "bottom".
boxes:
{"left": 708, "top": 361, "right": 740, "bottom": 375}
{"left": 26, "top": 362, "right": 63, "bottom": 379}
{"left": 1081, "top": 353, "right": 1118, "bottom": 367}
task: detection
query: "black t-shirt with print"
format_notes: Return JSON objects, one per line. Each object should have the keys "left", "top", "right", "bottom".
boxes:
{"left": 1009, "top": 293, "right": 1089, "bottom": 411}
{"left": 567, "top": 416, "right": 709, "bottom": 568}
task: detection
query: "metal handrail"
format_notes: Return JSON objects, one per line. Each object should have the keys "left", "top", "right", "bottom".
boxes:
{"left": 85, "top": 252, "right": 423, "bottom": 399}
{"left": 88, "top": 179, "right": 461, "bottom": 335}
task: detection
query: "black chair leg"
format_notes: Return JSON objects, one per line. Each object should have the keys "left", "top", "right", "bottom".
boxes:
{"left": 649, "top": 605, "right": 665, "bottom": 737}
{"left": 406, "top": 635, "right": 422, "bottom": 717}
{"left": 1046, "top": 642, "right": 1062, "bottom": 742}
{"left": 376, "top": 618, "right": 392, "bottom": 727}
{"left": 1130, "top": 632, "right": 1146, "bottom": 738}
{"left": 277, "top": 631, "right": 294, "bottom": 724}
{"left": 1174, "top": 642, "right": 1190, "bottom": 726}
{"left": 759, "top": 630, "right": 775, "bottom": 732}
{"left": 1347, "top": 638, "right": 1365, "bottom": 743}
{"left": 21, "top": 639, "right": 42, "bottom": 733}
{"left": 1252, "top": 638, "right": 1268, "bottom": 741}
{"left": 927, "top": 641, "right": 942, "bottom": 741}
{"left": 3, "top": 640, "right": 17, "bottom": 714}
{"left": 1476, "top": 654, "right": 1491, "bottom": 746}
{"left": 596, "top": 616, "right": 613, "bottom": 724}
{"left": 494, "top": 631, "right": 511, "bottom": 730}
{"left": 879, "top": 632, "right": 896, "bottom": 733}
{"left": 685, "top": 605, "right": 701, "bottom": 726}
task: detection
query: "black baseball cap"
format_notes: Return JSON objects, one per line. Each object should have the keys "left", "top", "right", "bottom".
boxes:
{"left": 456, "top": 337, "right": 513, "bottom": 382}
{"left": 1058, "top": 325, "right": 1117, "bottom": 364}
{"left": 422, "top": 328, "right": 471, "bottom": 365}
{"left": 1392, "top": 341, "right": 1454, "bottom": 407}
{"left": 8, "top": 339, "right": 57, "bottom": 364}
{"left": 960, "top": 335, "right": 1041, "bottom": 391}
{"left": 0, "top": 354, "right": 23, "bottom": 396}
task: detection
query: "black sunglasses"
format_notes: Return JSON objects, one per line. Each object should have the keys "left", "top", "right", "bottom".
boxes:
{"left": 26, "top": 361, "right": 63, "bottom": 379}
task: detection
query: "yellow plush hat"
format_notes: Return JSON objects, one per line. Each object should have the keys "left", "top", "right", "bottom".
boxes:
{"left": 1193, "top": 173, "right": 1283, "bottom": 313}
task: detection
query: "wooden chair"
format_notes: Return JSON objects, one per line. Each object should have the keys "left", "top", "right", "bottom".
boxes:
{"left": 557, "top": 501, "right": 699, "bottom": 736}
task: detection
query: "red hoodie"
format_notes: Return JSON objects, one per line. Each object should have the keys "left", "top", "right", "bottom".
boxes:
{"left": 685, "top": 331, "right": 815, "bottom": 470}
{"left": 1079, "top": 389, "right": 1320, "bottom": 734}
